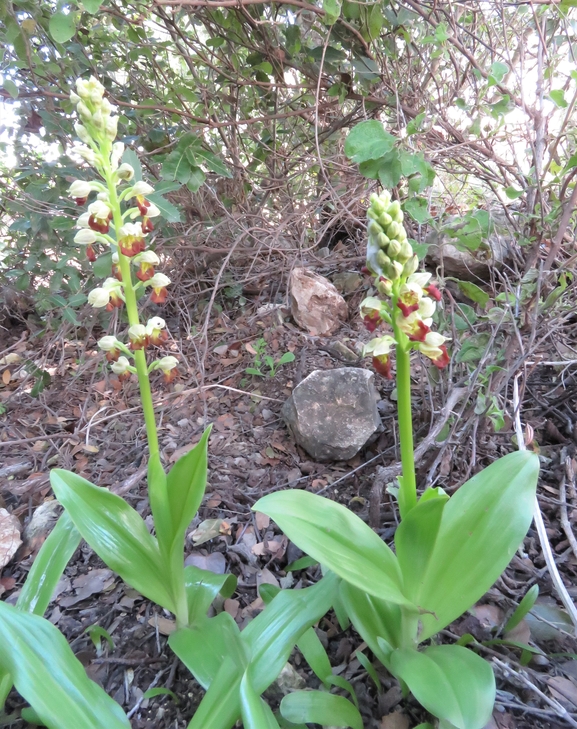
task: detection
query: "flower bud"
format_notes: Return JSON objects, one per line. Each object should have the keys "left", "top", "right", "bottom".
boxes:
{"left": 106, "top": 115, "right": 118, "bottom": 141}
{"left": 74, "top": 144, "right": 96, "bottom": 164}
{"left": 116, "top": 163, "right": 134, "bottom": 181}
{"left": 377, "top": 232, "right": 390, "bottom": 249}
{"left": 387, "top": 200, "right": 402, "bottom": 219}
{"left": 377, "top": 277, "right": 393, "bottom": 296}
{"left": 369, "top": 193, "right": 385, "bottom": 215}
{"left": 76, "top": 78, "right": 90, "bottom": 99}
{"left": 378, "top": 212, "right": 393, "bottom": 228}
{"left": 100, "top": 98, "right": 112, "bottom": 117}
{"left": 74, "top": 123, "right": 91, "bottom": 144}
{"left": 74, "top": 228, "right": 97, "bottom": 245}
{"left": 376, "top": 250, "right": 390, "bottom": 269}
{"left": 92, "top": 110, "right": 103, "bottom": 129}
{"left": 402, "top": 254, "right": 419, "bottom": 277}
{"left": 388, "top": 239, "right": 401, "bottom": 258}
{"left": 387, "top": 221, "right": 402, "bottom": 240}
{"left": 111, "top": 142, "right": 124, "bottom": 170}
{"left": 70, "top": 91, "right": 81, "bottom": 105}
{"left": 384, "top": 260, "right": 404, "bottom": 280}
{"left": 157, "top": 355, "right": 178, "bottom": 373}
{"left": 368, "top": 220, "right": 382, "bottom": 238}
{"left": 77, "top": 101, "right": 92, "bottom": 122}
{"left": 398, "top": 240, "right": 413, "bottom": 264}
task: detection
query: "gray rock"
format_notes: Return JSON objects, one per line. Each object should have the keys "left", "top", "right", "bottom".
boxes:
{"left": 282, "top": 368, "right": 380, "bottom": 462}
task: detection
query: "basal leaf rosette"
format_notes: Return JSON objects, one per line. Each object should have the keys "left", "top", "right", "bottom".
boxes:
{"left": 361, "top": 190, "right": 450, "bottom": 374}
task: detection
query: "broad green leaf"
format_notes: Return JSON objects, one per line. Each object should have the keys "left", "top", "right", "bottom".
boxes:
{"left": 377, "top": 150, "right": 402, "bottom": 187}
{"left": 488, "top": 61, "right": 509, "bottom": 87}
{"left": 17, "top": 511, "right": 81, "bottom": 615}
{"left": 368, "top": 3, "right": 383, "bottom": 39}
{"left": 2, "top": 78, "right": 18, "bottom": 99}
{"left": 146, "top": 192, "right": 182, "bottom": 223}
{"left": 504, "top": 584, "right": 539, "bottom": 634}
{"left": 187, "top": 166, "right": 206, "bottom": 192}
{"left": 162, "top": 148, "right": 193, "bottom": 184}
{"left": 242, "top": 573, "right": 339, "bottom": 691}
{"left": 50, "top": 469, "right": 174, "bottom": 612}
{"left": 415, "top": 451, "right": 539, "bottom": 640}
{"left": 186, "top": 656, "right": 244, "bottom": 729}
{"left": 254, "top": 491, "right": 411, "bottom": 607}
{"left": 345, "top": 121, "right": 396, "bottom": 164}
{"left": 170, "top": 612, "right": 247, "bottom": 690}
{"left": 296, "top": 627, "right": 333, "bottom": 688}
{"left": 48, "top": 12, "right": 76, "bottom": 43}
{"left": 185, "top": 564, "right": 237, "bottom": 625}
{"left": 339, "top": 582, "right": 402, "bottom": 666}
{"left": 395, "top": 492, "right": 448, "bottom": 603}
{"left": 550, "top": 89, "right": 568, "bottom": 108}
{"left": 404, "top": 197, "right": 431, "bottom": 223}
{"left": 277, "top": 351, "right": 296, "bottom": 366}
{"left": 505, "top": 186, "right": 524, "bottom": 200}
{"left": 280, "top": 691, "right": 363, "bottom": 729}
{"left": 322, "top": 0, "right": 341, "bottom": 23}
{"left": 81, "top": 0, "right": 102, "bottom": 13}
{"left": 240, "top": 671, "right": 281, "bottom": 729}
{"left": 192, "top": 148, "right": 233, "bottom": 178}
{"left": 406, "top": 112, "right": 426, "bottom": 136}
{"left": 167, "top": 428, "right": 210, "bottom": 543}
{"left": 0, "top": 603, "right": 130, "bottom": 729}
{"left": 457, "top": 281, "right": 489, "bottom": 307}
{"left": 390, "top": 645, "right": 495, "bottom": 729}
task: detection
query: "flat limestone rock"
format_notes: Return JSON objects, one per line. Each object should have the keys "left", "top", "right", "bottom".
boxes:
{"left": 282, "top": 368, "right": 380, "bottom": 462}
{"left": 289, "top": 267, "right": 348, "bottom": 336}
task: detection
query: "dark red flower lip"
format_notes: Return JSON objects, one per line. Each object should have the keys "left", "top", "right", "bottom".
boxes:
{"left": 432, "top": 345, "right": 450, "bottom": 369}
{"left": 363, "top": 312, "right": 381, "bottom": 332}
{"left": 372, "top": 354, "right": 393, "bottom": 379}
{"left": 425, "top": 284, "right": 442, "bottom": 302}
{"left": 397, "top": 300, "right": 419, "bottom": 317}
{"left": 408, "top": 319, "right": 430, "bottom": 342}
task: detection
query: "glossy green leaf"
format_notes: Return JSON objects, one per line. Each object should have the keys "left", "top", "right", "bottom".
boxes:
{"left": 184, "top": 564, "right": 237, "bottom": 625}
{"left": 394, "top": 492, "right": 448, "bottom": 603}
{"left": 170, "top": 612, "right": 247, "bottom": 690}
{"left": 143, "top": 686, "right": 178, "bottom": 701}
{"left": 240, "top": 671, "right": 281, "bottom": 729}
{"left": 390, "top": 645, "right": 495, "bottom": 729}
{"left": 162, "top": 148, "right": 193, "bottom": 184}
{"left": 504, "top": 584, "right": 539, "bottom": 634}
{"left": 355, "top": 650, "right": 381, "bottom": 693}
{"left": 146, "top": 192, "right": 182, "bottom": 223}
{"left": 0, "top": 602, "right": 130, "bottom": 729}
{"left": 242, "top": 573, "right": 339, "bottom": 691}
{"left": 167, "top": 428, "right": 210, "bottom": 544}
{"left": 339, "top": 582, "right": 402, "bottom": 667}
{"left": 81, "top": 0, "right": 103, "bottom": 14}
{"left": 411, "top": 451, "right": 539, "bottom": 640}
{"left": 344, "top": 120, "right": 396, "bottom": 164}
{"left": 186, "top": 656, "right": 244, "bottom": 729}
{"left": 280, "top": 691, "right": 363, "bottom": 729}
{"left": 254, "top": 491, "right": 411, "bottom": 607}
{"left": 17, "top": 511, "right": 81, "bottom": 615}
{"left": 50, "top": 469, "right": 174, "bottom": 612}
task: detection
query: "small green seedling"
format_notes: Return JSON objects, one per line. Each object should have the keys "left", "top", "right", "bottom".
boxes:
{"left": 246, "top": 338, "right": 295, "bottom": 377}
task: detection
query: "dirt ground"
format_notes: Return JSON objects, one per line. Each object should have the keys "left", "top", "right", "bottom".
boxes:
{"left": 2, "top": 241, "right": 577, "bottom": 728}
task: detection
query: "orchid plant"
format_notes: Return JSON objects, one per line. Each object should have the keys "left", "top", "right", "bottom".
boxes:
{"left": 0, "top": 77, "right": 348, "bottom": 729}
{"left": 254, "top": 190, "right": 541, "bottom": 729}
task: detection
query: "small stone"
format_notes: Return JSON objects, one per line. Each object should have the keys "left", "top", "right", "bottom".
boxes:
{"left": 282, "top": 368, "right": 380, "bottom": 461}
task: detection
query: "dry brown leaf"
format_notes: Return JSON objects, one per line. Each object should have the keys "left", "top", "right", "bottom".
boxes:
{"left": 148, "top": 616, "right": 176, "bottom": 636}
{"left": 0, "top": 508, "right": 22, "bottom": 569}
{"left": 472, "top": 604, "right": 504, "bottom": 630}
{"left": 254, "top": 512, "right": 270, "bottom": 530}
{"left": 224, "top": 598, "right": 240, "bottom": 619}
{"left": 2, "top": 370, "right": 11, "bottom": 385}
{"left": 380, "top": 711, "right": 409, "bottom": 729}
{"left": 547, "top": 676, "right": 577, "bottom": 708}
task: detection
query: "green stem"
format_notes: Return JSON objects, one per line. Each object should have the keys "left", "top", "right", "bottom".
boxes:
{"left": 392, "top": 294, "right": 417, "bottom": 520}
